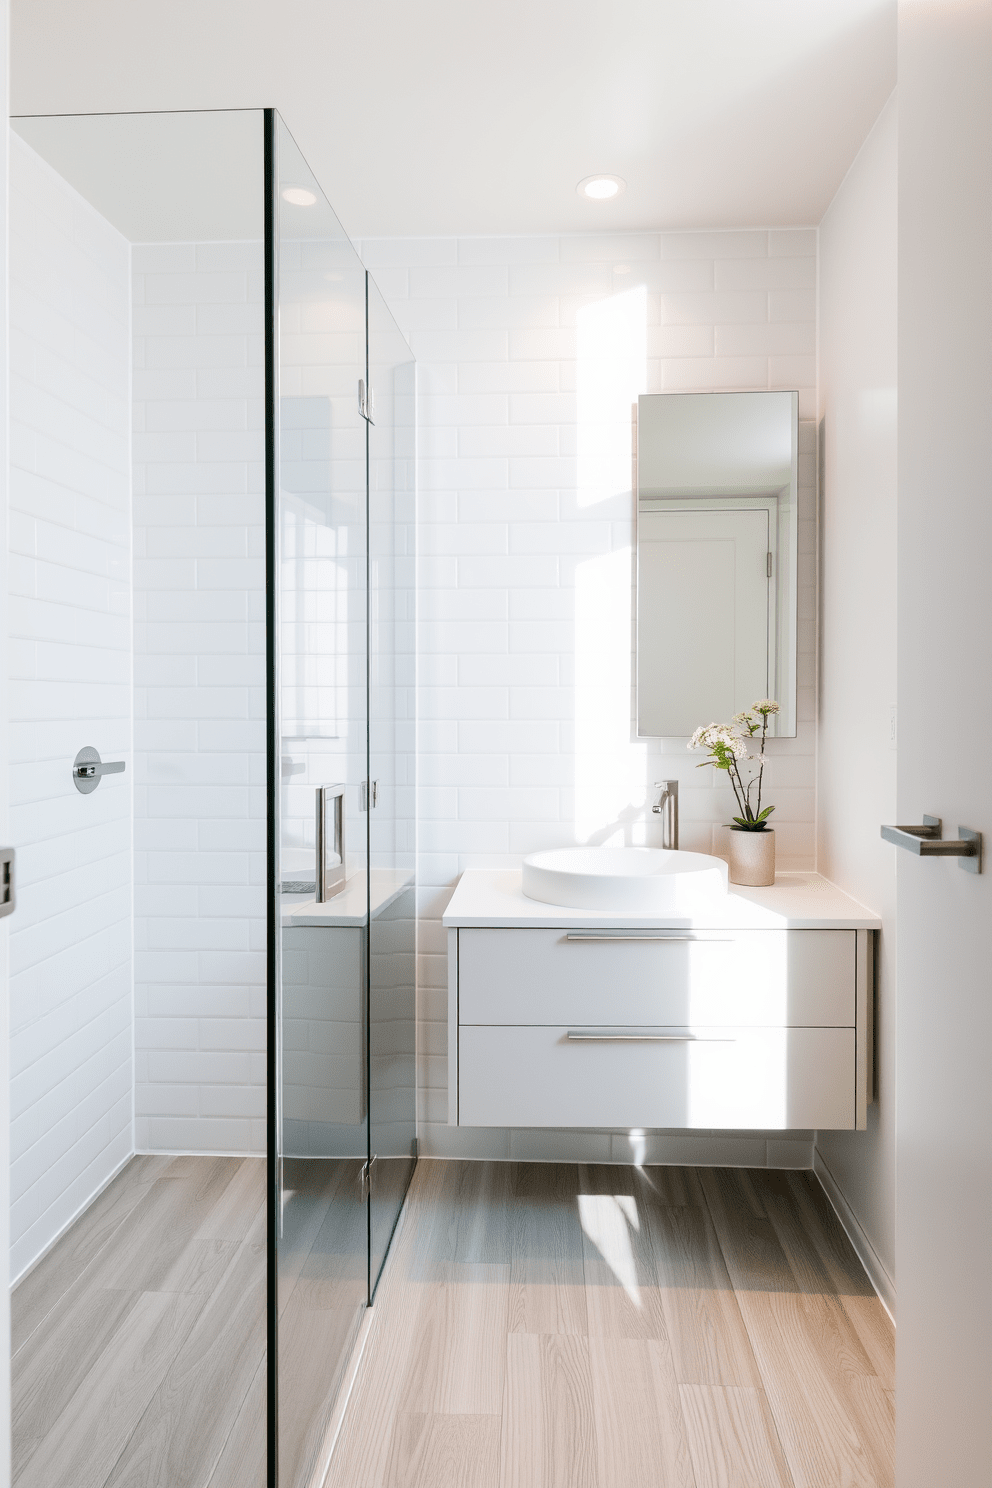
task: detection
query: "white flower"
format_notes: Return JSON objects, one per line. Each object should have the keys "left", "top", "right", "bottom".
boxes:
{"left": 752, "top": 698, "right": 780, "bottom": 715}
{"left": 732, "top": 709, "right": 757, "bottom": 726}
{"left": 690, "top": 723, "right": 748, "bottom": 758}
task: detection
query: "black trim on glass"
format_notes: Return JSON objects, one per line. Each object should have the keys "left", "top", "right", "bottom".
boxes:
{"left": 263, "top": 107, "right": 279, "bottom": 1488}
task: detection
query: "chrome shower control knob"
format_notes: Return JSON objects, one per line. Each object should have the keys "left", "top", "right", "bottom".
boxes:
{"left": 72, "top": 746, "right": 126, "bottom": 794}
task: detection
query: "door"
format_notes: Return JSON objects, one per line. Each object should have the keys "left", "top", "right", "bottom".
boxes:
{"left": 638, "top": 505, "right": 772, "bottom": 734}
{"left": 896, "top": 9, "right": 992, "bottom": 1483}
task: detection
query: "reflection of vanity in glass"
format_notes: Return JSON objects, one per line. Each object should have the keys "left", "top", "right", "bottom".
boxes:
{"left": 444, "top": 870, "right": 878, "bottom": 1133}
{"left": 636, "top": 390, "right": 799, "bottom": 736}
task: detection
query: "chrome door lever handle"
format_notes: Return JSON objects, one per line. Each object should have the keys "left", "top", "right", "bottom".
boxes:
{"left": 72, "top": 747, "right": 126, "bottom": 794}
{"left": 881, "top": 815, "right": 983, "bottom": 873}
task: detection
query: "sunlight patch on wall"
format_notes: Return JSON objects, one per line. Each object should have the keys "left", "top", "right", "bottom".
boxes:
{"left": 576, "top": 285, "right": 646, "bottom": 510}
{"left": 574, "top": 287, "right": 648, "bottom": 842}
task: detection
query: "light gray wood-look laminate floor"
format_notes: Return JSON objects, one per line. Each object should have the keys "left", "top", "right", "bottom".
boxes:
{"left": 326, "top": 1160, "right": 895, "bottom": 1488}
{"left": 13, "top": 1156, "right": 895, "bottom": 1488}
{"left": 12, "top": 1152, "right": 375, "bottom": 1488}
{"left": 11, "top": 1154, "right": 269, "bottom": 1488}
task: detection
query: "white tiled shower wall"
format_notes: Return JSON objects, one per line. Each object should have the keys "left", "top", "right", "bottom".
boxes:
{"left": 356, "top": 228, "right": 818, "bottom": 1166}
{"left": 7, "top": 136, "right": 133, "bottom": 1278}
{"left": 132, "top": 242, "right": 267, "bottom": 1154}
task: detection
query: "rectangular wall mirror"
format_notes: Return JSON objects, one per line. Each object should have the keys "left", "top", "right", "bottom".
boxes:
{"left": 636, "top": 390, "right": 799, "bottom": 737}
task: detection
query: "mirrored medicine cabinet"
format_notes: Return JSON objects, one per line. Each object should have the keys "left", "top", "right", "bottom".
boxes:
{"left": 636, "top": 390, "right": 799, "bottom": 738}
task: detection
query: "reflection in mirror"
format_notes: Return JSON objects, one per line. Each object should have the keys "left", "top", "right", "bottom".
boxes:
{"left": 636, "top": 391, "right": 799, "bottom": 737}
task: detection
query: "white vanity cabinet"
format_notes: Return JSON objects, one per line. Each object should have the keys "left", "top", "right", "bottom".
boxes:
{"left": 443, "top": 871, "right": 880, "bottom": 1133}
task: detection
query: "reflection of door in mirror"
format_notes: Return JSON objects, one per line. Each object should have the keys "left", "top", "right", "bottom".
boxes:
{"left": 638, "top": 506, "right": 771, "bottom": 735}
{"left": 635, "top": 390, "right": 799, "bottom": 736}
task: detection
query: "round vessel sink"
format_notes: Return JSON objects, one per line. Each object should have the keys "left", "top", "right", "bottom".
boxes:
{"left": 521, "top": 846, "right": 728, "bottom": 911}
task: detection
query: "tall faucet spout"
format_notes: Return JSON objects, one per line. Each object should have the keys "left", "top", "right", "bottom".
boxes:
{"left": 652, "top": 779, "right": 679, "bottom": 851}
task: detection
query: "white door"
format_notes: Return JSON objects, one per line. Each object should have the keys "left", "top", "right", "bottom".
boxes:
{"left": 897, "top": 5, "right": 992, "bottom": 1482}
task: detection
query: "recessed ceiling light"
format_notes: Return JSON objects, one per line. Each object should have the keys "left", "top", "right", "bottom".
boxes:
{"left": 282, "top": 186, "right": 317, "bottom": 207}
{"left": 577, "top": 174, "right": 626, "bottom": 201}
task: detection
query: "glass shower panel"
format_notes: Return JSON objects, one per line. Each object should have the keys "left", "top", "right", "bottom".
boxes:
{"left": 367, "top": 276, "right": 417, "bottom": 1293}
{"left": 274, "top": 116, "right": 369, "bottom": 1487}
{"left": 7, "top": 108, "right": 269, "bottom": 1486}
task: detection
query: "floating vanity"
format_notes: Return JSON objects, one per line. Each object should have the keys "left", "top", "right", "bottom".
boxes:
{"left": 443, "top": 865, "right": 880, "bottom": 1133}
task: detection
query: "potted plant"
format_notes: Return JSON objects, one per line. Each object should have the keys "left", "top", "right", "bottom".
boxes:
{"left": 688, "top": 699, "right": 780, "bottom": 886}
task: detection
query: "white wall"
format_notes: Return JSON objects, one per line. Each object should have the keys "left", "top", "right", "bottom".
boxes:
{"left": 815, "top": 94, "right": 897, "bottom": 1306}
{"left": 358, "top": 227, "right": 820, "bottom": 1164}
{"left": 896, "top": 3, "right": 992, "bottom": 1481}
{"left": 132, "top": 241, "right": 266, "bottom": 1155}
{"left": 7, "top": 135, "right": 133, "bottom": 1280}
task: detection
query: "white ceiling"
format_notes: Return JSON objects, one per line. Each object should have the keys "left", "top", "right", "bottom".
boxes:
{"left": 11, "top": 0, "right": 896, "bottom": 240}
{"left": 12, "top": 112, "right": 266, "bottom": 242}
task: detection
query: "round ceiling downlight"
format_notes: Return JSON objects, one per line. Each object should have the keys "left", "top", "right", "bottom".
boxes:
{"left": 577, "top": 174, "right": 625, "bottom": 201}
{"left": 282, "top": 186, "right": 317, "bottom": 207}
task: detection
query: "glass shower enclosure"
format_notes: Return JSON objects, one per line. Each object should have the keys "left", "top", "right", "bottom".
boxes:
{"left": 9, "top": 105, "right": 416, "bottom": 1488}
{"left": 270, "top": 114, "right": 417, "bottom": 1486}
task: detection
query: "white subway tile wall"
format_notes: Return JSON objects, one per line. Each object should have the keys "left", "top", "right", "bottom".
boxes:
{"left": 8, "top": 136, "right": 133, "bottom": 1278}
{"left": 357, "top": 228, "right": 818, "bottom": 1167}
{"left": 132, "top": 241, "right": 266, "bottom": 1154}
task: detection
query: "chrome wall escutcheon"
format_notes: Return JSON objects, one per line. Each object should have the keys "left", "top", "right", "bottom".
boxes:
{"left": 72, "top": 747, "right": 126, "bottom": 794}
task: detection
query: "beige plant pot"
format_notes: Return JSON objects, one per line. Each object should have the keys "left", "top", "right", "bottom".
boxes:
{"left": 728, "top": 827, "right": 775, "bottom": 887}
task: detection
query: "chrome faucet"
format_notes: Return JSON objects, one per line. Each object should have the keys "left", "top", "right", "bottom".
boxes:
{"left": 652, "top": 779, "right": 679, "bottom": 850}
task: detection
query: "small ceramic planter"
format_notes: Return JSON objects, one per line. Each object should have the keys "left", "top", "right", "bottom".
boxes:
{"left": 728, "top": 827, "right": 775, "bottom": 887}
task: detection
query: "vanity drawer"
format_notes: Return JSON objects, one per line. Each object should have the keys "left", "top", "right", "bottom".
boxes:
{"left": 458, "top": 1024, "right": 856, "bottom": 1130}
{"left": 457, "top": 927, "right": 856, "bottom": 1028}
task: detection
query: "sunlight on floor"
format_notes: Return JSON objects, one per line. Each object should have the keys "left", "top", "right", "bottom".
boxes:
{"left": 578, "top": 1192, "right": 642, "bottom": 1306}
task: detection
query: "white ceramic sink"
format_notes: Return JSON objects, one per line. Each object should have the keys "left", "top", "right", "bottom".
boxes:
{"left": 521, "top": 846, "right": 728, "bottom": 911}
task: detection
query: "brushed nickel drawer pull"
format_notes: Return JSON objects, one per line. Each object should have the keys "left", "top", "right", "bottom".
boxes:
{"left": 565, "top": 1031, "right": 736, "bottom": 1043}
{"left": 564, "top": 933, "right": 732, "bottom": 943}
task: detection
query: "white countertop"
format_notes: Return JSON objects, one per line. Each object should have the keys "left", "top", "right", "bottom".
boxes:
{"left": 283, "top": 869, "right": 414, "bottom": 928}
{"left": 442, "top": 869, "right": 881, "bottom": 930}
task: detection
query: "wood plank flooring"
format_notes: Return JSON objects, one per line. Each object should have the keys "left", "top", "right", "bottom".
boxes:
{"left": 326, "top": 1161, "right": 894, "bottom": 1488}
{"left": 11, "top": 1154, "right": 268, "bottom": 1488}
{"left": 12, "top": 1155, "right": 895, "bottom": 1488}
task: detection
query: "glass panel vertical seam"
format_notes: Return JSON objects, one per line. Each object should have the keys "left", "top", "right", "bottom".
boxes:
{"left": 365, "top": 267, "right": 373, "bottom": 1307}
{"left": 263, "top": 106, "right": 280, "bottom": 1488}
